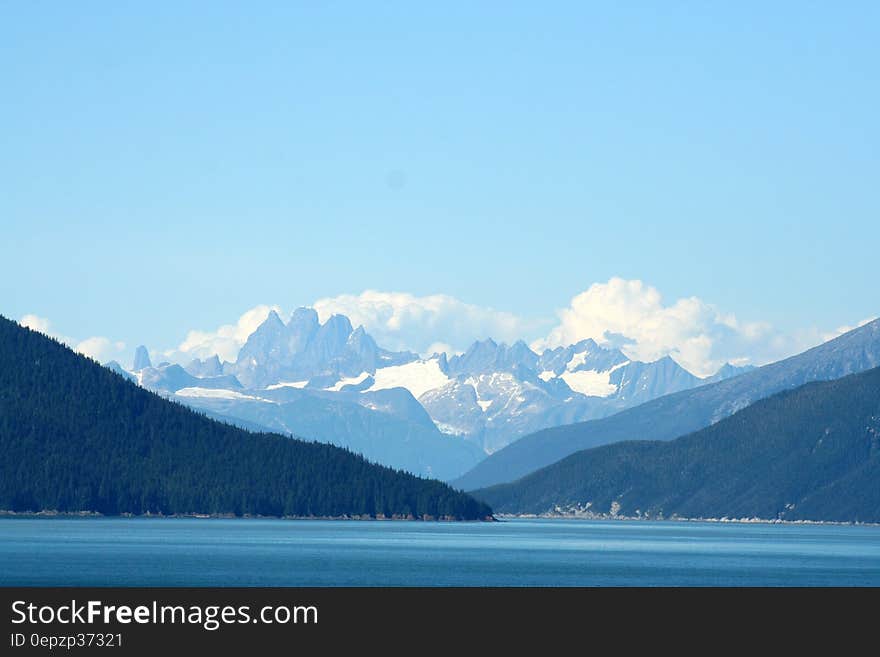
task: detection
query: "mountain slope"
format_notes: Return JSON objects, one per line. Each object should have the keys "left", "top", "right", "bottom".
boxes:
{"left": 174, "top": 386, "right": 484, "bottom": 480}
{"left": 473, "top": 366, "right": 880, "bottom": 522}
{"left": 0, "top": 316, "right": 492, "bottom": 520}
{"left": 455, "top": 318, "right": 880, "bottom": 490}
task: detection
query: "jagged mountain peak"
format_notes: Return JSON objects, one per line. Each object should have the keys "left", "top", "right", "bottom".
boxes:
{"left": 537, "top": 338, "right": 627, "bottom": 376}
{"left": 447, "top": 337, "right": 539, "bottom": 377}
{"left": 322, "top": 314, "right": 354, "bottom": 335}
{"left": 225, "top": 309, "right": 416, "bottom": 388}
{"left": 250, "top": 310, "right": 286, "bottom": 339}
{"left": 572, "top": 337, "right": 601, "bottom": 352}
{"left": 289, "top": 306, "right": 319, "bottom": 324}
{"left": 464, "top": 338, "right": 499, "bottom": 355}
{"left": 508, "top": 339, "right": 537, "bottom": 357}
{"left": 185, "top": 354, "right": 223, "bottom": 378}
{"left": 286, "top": 307, "right": 320, "bottom": 354}
{"left": 132, "top": 345, "right": 151, "bottom": 371}
{"left": 346, "top": 325, "right": 380, "bottom": 359}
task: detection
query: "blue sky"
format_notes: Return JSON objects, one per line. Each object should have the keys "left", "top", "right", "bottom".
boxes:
{"left": 2, "top": 2, "right": 877, "bottom": 372}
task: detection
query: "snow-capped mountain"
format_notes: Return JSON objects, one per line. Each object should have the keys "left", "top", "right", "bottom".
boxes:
{"left": 420, "top": 337, "right": 707, "bottom": 453}
{"left": 112, "top": 308, "right": 744, "bottom": 477}
{"left": 226, "top": 308, "right": 418, "bottom": 388}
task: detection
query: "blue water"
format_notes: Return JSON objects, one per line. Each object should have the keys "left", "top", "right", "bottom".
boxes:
{"left": 1, "top": 517, "right": 878, "bottom": 586}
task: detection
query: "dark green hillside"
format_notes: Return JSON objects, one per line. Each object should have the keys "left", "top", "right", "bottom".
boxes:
{"left": 474, "top": 367, "right": 880, "bottom": 522}
{"left": 0, "top": 316, "right": 491, "bottom": 520}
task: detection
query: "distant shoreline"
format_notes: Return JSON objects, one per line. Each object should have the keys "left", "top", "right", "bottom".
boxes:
{"left": 0, "top": 509, "right": 495, "bottom": 522}
{"left": 3, "top": 509, "right": 875, "bottom": 526}
{"left": 496, "top": 513, "right": 879, "bottom": 527}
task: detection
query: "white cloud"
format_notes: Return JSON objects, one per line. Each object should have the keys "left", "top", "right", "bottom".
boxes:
{"left": 168, "top": 304, "right": 282, "bottom": 363}
{"left": 75, "top": 337, "right": 127, "bottom": 363}
{"left": 158, "top": 284, "right": 873, "bottom": 376}
{"left": 533, "top": 278, "right": 845, "bottom": 377}
{"left": 312, "top": 290, "right": 548, "bottom": 356}
{"left": 425, "top": 342, "right": 459, "bottom": 357}
{"left": 20, "top": 313, "right": 126, "bottom": 364}
{"left": 24, "top": 281, "right": 873, "bottom": 379}
{"left": 20, "top": 313, "right": 77, "bottom": 347}
{"left": 20, "top": 314, "right": 54, "bottom": 335}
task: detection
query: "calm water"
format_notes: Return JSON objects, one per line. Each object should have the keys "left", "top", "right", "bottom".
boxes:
{"left": 1, "top": 517, "right": 878, "bottom": 586}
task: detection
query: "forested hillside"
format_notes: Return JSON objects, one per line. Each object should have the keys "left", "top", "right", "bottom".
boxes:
{"left": 474, "top": 367, "right": 880, "bottom": 522}
{"left": 0, "top": 316, "right": 492, "bottom": 520}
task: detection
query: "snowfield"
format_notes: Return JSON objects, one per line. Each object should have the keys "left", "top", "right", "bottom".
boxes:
{"left": 325, "top": 371, "right": 370, "bottom": 391}
{"left": 265, "top": 380, "right": 309, "bottom": 390}
{"left": 175, "top": 387, "right": 272, "bottom": 402}
{"left": 367, "top": 358, "right": 450, "bottom": 399}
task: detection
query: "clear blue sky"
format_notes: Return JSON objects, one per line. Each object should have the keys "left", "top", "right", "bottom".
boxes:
{"left": 2, "top": 2, "right": 878, "bottom": 351}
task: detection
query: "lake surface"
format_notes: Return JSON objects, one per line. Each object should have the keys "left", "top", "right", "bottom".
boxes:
{"left": 1, "top": 517, "right": 878, "bottom": 586}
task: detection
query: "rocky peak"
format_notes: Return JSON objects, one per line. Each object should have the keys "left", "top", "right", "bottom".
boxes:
{"left": 133, "top": 345, "right": 151, "bottom": 371}
{"left": 185, "top": 354, "right": 223, "bottom": 378}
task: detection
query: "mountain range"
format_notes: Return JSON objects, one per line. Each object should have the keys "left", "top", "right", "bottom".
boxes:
{"left": 453, "top": 317, "right": 880, "bottom": 490}
{"left": 114, "top": 308, "right": 752, "bottom": 479}
{"left": 7, "top": 305, "right": 880, "bottom": 524}
{"left": 473, "top": 365, "right": 880, "bottom": 522}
